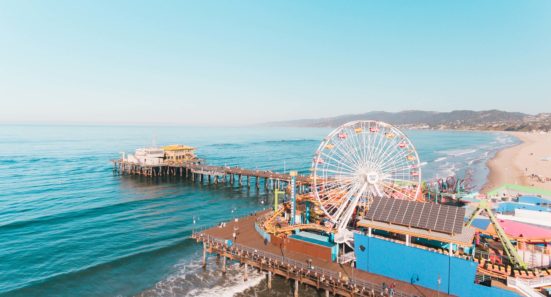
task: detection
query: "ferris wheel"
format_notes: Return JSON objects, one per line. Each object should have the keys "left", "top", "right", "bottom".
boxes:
{"left": 311, "top": 120, "right": 421, "bottom": 231}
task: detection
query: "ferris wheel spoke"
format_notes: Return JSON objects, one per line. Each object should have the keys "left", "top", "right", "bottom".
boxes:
{"left": 378, "top": 128, "right": 407, "bottom": 166}
{"left": 373, "top": 133, "right": 403, "bottom": 170}
{"left": 319, "top": 150, "right": 360, "bottom": 174}
{"left": 316, "top": 180, "right": 354, "bottom": 194}
{"left": 382, "top": 163, "right": 414, "bottom": 178}
{"left": 373, "top": 132, "right": 402, "bottom": 169}
{"left": 384, "top": 163, "right": 417, "bottom": 174}
{"left": 319, "top": 160, "right": 357, "bottom": 178}
{"left": 380, "top": 138, "right": 418, "bottom": 173}
{"left": 316, "top": 130, "right": 361, "bottom": 169}
{"left": 331, "top": 182, "right": 362, "bottom": 222}
{"left": 317, "top": 180, "right": 355, "bottom": 195}
{"left": 333, "top": 131, "right": 364, "bottom": 168}
{"left": 322, "top": 144, "right": 360, "bottom": 171}
{"left": 371, "top": 130, "right": 392, "bottom": 170}
{"left": 349, "top": 125, "right": 367, "bottom": 166}
{"left": 337, "top": 183, "right": 368, "bottom": 230}
{"left": 379, "top": 148, "right": 412, "bottom": 173}
{"left": 379, "top": 145, "right": 410, "bottom": 169}
{"left": 365, "top": 124, "right": 380, "bottom": 166}
{"left": 328, "top": 126, "right": 364, "bottom": 167}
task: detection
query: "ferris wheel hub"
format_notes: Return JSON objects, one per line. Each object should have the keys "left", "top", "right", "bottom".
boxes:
{"left": 365, "top": 171, "right": 379, "bottom": 184}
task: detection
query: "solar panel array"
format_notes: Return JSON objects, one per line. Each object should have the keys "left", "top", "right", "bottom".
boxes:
{"left": 364, "top": 197, "right": 465, "bottom": 235}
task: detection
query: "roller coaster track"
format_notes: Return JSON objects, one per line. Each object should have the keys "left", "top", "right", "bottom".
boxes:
{"left": 273, "top": 223, "right": 333, "bottom": 234}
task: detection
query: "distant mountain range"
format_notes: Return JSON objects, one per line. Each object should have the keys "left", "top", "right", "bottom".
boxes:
{"left": 265, "top": 110, "right": 551, "bottom": 131}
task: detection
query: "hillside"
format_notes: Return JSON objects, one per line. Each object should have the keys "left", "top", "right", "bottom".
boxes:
{"left": 265, "top": 110, "right": 551, "bottom": 131}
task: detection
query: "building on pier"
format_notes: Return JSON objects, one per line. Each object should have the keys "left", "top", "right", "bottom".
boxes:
{"left": 125, "top": 147, "right": 165, "bottom": 165}
{"left": 162, "top": 144, "right": 198, "bottom": 164}
{"left": 122, "top": 144, "right": 198, "bottom": 166}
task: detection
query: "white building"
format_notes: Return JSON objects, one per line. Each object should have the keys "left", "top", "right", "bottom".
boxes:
{"left": 124, "top": 147, "right": 164, "bottom": 165}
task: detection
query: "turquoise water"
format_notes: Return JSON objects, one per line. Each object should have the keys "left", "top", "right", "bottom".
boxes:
{"left": 0, "top": 125, "right": 518, "bottom": 297}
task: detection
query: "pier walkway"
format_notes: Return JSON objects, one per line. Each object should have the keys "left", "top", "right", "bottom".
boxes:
{"left": 112, "top": 159, "right": 310, "bottom": 191}
{"left": 192, "top": 213, "right": 453, "bottom": 297}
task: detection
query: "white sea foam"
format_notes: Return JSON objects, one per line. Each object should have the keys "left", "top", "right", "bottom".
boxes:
{"left": 434, "top": 157, "right": 447, "bottom": 163}
{"left": 435, "top": 162, "right": 456, "bottom": 179}
{"left": 441, "top": 148, "right": 477, "bottom": 157}
{"left": 137, "top": 258, "right": 266, "bottom": 297}
{"left": 187, "top": 272, "right": 265, "bottom": 297}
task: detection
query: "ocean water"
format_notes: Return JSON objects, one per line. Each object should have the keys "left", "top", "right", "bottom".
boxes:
{"left": 0, "top": 125, "right": 519, "bottom": 297}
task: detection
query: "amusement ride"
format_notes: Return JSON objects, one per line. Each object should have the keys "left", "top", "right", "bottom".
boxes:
{"left": 262, "top": 120, "right": 422, "bottom": 248}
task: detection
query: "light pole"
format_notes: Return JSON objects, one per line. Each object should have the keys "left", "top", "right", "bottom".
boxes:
{"left": 290, "top": 170, "right": 297, "bottom": 225}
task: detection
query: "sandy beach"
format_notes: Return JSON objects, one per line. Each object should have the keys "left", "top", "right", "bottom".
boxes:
{"left": 482, "top": 131, "right": 551, "bottom": 193}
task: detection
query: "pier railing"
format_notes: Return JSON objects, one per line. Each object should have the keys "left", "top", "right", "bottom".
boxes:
{"left": 193, "top": 232, "right": 413, "bottom": 297}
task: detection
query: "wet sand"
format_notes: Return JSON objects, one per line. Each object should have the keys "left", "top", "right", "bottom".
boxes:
{"left": 482, "top": 131, "right": 551, "bottom": 193}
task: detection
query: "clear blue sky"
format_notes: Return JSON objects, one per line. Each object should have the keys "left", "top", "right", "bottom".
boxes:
{"left": 0, "top": 1, "right": 550, "bottom": 125}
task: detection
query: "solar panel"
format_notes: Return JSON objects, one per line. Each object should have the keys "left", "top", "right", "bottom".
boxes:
{"left": 365, "top": 197, "right": 465, "bottom": 235}
{"left": 426, "top": 203, "right": 447, "bottom": 230}
{"left": 417, "top": 203, "right": 430, "bottom": 230}
{"left": 387, "top": 199, "right": 404, "bottom": 224}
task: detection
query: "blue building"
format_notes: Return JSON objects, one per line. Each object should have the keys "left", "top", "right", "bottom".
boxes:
{"left": 354, "top": 197, "right": 521, "bottom": 297}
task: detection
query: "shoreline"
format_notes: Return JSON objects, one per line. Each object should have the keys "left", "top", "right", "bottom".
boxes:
{"left": 481, "top": 131, "right": 551, "bottom": 193}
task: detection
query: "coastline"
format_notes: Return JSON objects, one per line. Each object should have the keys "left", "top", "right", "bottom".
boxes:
{"left": 481, "top": 131, "right": 551, "bottom": 193}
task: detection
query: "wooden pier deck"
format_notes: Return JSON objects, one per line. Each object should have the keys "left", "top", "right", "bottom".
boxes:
{"left": 192, "top": 213, "right": 453, "bottom": 297}
{"left": 112, "top": 159, "right": 310, "bottom": 191}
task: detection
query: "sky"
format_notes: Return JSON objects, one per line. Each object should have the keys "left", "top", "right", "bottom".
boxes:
{"left": 0, "top": 1, "right": 550, "bottom": 125}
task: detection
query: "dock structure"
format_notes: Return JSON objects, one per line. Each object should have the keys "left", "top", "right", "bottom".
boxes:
{"left": 192, "top": 213, "right": 451, "bottom": 297}
{"left": 112, "top": 159, "right": 310, "bottom": 192}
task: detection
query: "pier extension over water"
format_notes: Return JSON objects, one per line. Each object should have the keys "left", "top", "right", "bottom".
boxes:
{"left": 192, "top": 212, "right": 451, "bottom": 297}
{"left": 112, "top": 159, "right": 310, "bottom": 192}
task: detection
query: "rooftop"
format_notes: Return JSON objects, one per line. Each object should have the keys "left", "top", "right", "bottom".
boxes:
{"left": 162, "top": 144, "right": 195, "bottom": 151}
{"left": 357, "top": 219, "right": 477, "bottom": 247}
{"left": 481, "top": 218, "right": 551, "bottom": 242}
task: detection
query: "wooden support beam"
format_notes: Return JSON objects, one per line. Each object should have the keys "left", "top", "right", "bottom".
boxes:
{"left": 202, "top": 242, "right": 208, "bottom": 268}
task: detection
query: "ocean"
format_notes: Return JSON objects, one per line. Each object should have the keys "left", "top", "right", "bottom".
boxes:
{"left": 0, "top": 125, "right": 519, "bottom": 297}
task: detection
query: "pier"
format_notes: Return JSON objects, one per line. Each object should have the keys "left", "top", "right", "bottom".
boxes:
{"left": 112, "top": 160, "right": 310, "bottom": 192}
{"left": 192, "top": 213, "right": 451, "bottom": 297}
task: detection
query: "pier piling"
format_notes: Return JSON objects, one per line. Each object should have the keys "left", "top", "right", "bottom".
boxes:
{"left": 202, "top": 242, "right": 207, "bottom": 268}
{"left": 111, "top": 160, "right": 310, "bottom": 193}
